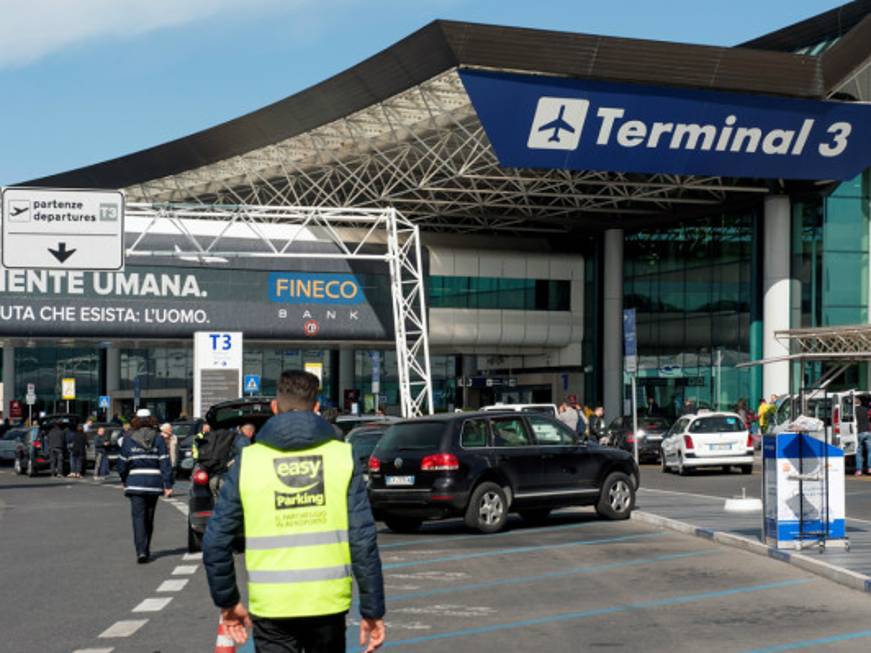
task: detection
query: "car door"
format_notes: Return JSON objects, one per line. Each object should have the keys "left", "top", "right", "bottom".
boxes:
{"left": 526, "top": 414, "right": 599, "bottom": 493}
{"left": 489, "top": 415, "right": 543, "bottom": 496}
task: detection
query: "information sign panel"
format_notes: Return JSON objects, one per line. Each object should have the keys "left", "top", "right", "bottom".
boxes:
{"left": 1, "top": 187, "right": 124, "bottom": 270}
{"left": 61, "top": 377, "right": 76, "bottom": 400}
{"left": 193, "top": 331, "right": 243, "bottom": 418}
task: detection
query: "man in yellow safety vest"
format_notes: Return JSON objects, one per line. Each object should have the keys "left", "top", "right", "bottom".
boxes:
{"left": 203, "top": 370, "right": 386, "bottom": 652}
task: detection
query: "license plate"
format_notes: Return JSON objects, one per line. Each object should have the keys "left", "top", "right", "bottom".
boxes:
{"left": 386, "top": 475, "right": 415, "bottom": 486}
{"left": 710, "top": 443, "right": 732, "bottom": 451}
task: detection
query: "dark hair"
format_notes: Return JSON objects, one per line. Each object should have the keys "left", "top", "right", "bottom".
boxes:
{"left": 276, "top": 370, "right": 320, "bottom": 413}
{"left": 130, "top": 416, "right": 158, "bottom": 430}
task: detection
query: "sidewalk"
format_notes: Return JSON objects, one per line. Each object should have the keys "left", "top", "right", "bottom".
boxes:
{"left": 633, "top": 487, "right": 871, "bottom": 594}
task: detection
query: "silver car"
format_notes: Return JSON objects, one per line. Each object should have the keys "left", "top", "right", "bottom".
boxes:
{"left": 0, "top": 428, "right": 27, "bottom": 463}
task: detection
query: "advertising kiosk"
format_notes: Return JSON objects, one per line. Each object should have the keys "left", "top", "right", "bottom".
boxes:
{"left": 763, "top": 431, "right": 847, "bottom": 551}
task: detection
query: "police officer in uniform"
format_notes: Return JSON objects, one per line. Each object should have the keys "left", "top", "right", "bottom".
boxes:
{"left": 204, "top": 370, "right": 385, "bottom": 652}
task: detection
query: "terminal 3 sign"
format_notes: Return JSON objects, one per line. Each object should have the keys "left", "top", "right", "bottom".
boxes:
{"left": 0, "top": 265, "right": 392, "bottom": 340}
{"left": 460, "top": 70, "right": 871, "bottom": 180}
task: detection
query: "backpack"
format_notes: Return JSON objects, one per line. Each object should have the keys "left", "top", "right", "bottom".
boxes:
{"left": 195, "top": 429, "right": 237, "bottom": 475}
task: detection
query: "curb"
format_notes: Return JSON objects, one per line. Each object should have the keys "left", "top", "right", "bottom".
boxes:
{"left": 632, "top": 510, "right": 871, "bottom": 595}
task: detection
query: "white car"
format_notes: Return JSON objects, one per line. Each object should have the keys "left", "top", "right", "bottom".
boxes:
{"left": 660, "top": 412, "right": 753, "bottom": 475}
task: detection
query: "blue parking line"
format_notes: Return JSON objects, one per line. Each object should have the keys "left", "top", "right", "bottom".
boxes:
{"left": 389, "top": 549, "right": 718, "bottom": 603}
{"left": 378, "top": 518, "right": 605, "bottom": 550}
{"left": 742, "top": 630, "right": 871, "bottom": 652}
{"left": 380, "top": 579, "right": 812, "bottom": 649}
{"left": 382, "top": 531, "right": 662, "bottom": 570}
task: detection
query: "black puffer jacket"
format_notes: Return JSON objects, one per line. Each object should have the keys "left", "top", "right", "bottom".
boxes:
{"left": 203, "top": 410, "right": 385, "bottom": 619}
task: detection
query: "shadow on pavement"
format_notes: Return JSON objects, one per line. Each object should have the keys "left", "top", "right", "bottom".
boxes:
{"left": 379, "top": 511, "right": 600, "bottom": 537}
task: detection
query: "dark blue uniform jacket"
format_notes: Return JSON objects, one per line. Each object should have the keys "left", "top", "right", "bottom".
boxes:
{"left": 203, "top": 411, "right": 386, "bottom": 619}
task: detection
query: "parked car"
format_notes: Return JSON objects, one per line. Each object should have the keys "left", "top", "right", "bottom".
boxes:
{"left": 660, "top": 412, "right": 753, "bottom": 475}
{"left": 606, "top": 416, "right": 671, "bottom": 462}
{"left": 13, "top": 426, "right": 49, "bottom": 476}
{"left": 0, "top": 428, "right": 29, "bottom": 464}
{"left": 335, "top": 414, "right": 400, "bottom": 436}
{"left": 186, "top": 399, "right": 272, "bottom": 552}
{"left": 481, "top": 403, "right": 559, "bottom": 418}
{"left": 346, "top": 423, "right": 390, "bottom": 481}
{"left": 368, "top": 411, "right": 639, "bottom": 534}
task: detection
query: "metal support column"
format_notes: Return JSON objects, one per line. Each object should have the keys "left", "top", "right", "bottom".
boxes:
{"left": 603, "top": 229, "right": 624, "bottom": 421}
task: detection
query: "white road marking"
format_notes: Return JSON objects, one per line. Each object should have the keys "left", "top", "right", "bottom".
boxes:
{"left": 172, "top": 565, "right": 198, "bottom": 575}
{"left": 183, "top": 552, "right": 203, "bottom": 561}
{"left": 157, "top": 579, "right": 189, "bottom": 592}
{"left": 99, "top": 620, "right": 149, "bottom": 638}
{"left": 72, "top": 649, "right": 114, "bottom": 653}
{"left": 132, "top": 597, "right": 173, "bottom": 612}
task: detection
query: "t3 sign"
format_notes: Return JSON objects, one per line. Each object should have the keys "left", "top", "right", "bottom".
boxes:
{"left": 460, "top": 70, "right": 871, "bottom": 180}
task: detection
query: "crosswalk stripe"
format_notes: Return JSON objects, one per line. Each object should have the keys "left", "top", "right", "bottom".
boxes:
{"left": 99, "top": 620, "right": 148, "bottom": 638}
{"left": 183, "top": 552, "right": 203, "bottom": 561}
{"left": 157, "top": 579, "right": 189, "bottom": 592}
{"left": 72, "top": 648, "right": 114, "bottom": 653}
{"left": 132, "top": 597, "right": 173, "bottom": 612}
{"left": 172, "top": 565, "right": 198, "bottom": 575}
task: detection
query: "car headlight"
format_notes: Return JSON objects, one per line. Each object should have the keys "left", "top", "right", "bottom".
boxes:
{"left": 184, "top": 451, "right": 192, "bottom": 458}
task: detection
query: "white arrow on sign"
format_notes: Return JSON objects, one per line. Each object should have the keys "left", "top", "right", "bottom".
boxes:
{"left": 1, "top": 187, "right": 125, "bottom": 271}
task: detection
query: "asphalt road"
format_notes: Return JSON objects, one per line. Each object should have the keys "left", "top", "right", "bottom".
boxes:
{"left": 4, "top": 464, "right": 871, "bottom": 652}
{"left": 638, "top": 460, "right": 871, "bottom": 521}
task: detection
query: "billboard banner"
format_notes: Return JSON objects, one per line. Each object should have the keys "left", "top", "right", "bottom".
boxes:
{"left": 0, "top": 262, "right": 394, "bottom": 341}
{"left": 460, "top": 69, "right": 871, "bottom": 180}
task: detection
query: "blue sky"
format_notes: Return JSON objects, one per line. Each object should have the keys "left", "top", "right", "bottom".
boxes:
{"left": 0, "top": 0, "right": 844, "bottom": 185}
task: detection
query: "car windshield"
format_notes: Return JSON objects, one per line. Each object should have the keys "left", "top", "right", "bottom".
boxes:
{"left": 178, "top": 435, "right": 195, "bottom": 448}
{"left": 637, "top": 417, "right": 670, "bottom": 430}
{"left": 3, "top": 430, "right": 23, "bottom": 441}
{"left": 376, "top": 422, "right": 445, "bottom": 452}
{"left": 689, "top": 416, "right": 744, "bottom": 433}
{"left": 348, "top": 431, "right": 384, "bottom": 459}
{"left": 172, "top": 423, "right": 197, "bottom": 437}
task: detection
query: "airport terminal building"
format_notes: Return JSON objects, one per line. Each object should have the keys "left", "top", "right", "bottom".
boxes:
{"left": 3, "top": 2, "right": 871, "bottom": 421}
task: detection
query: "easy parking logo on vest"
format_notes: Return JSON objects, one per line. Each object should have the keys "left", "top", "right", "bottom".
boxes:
{"left": 273, "top": 455, "right": 326, "bottom": 509}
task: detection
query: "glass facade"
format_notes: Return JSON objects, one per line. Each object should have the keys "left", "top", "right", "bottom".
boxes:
{"left": 243, "top": 348, "right": 333, "bottom": 402}
{"left": 624, "top": 212, "right": 756, "bottom": 418}
{"left": 354, "top": 350, "right": 457, "bottom": 413}
{"left": 15, "top": 346, "right": 100, "bottom": 415}
{"left": 429, "top": 276, "right": 571, "bottom": 311}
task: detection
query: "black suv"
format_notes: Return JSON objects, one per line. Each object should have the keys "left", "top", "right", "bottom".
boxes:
{"left": 368, "top": 411, "right": 639, "bottom": 533}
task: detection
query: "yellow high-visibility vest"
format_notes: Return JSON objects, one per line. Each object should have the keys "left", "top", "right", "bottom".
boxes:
{"left": 239, "top": 439, "right": 354, "bottom": 618}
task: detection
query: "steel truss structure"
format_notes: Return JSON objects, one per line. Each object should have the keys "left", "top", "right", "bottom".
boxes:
{"left": 776, "top": 325, "right": 871, "bottom": 360}
{"left": 127, "top": 70, "right": 771, "bottom": 234}
{"left": 124, "top": 202, "right": 434, "bottom": 417}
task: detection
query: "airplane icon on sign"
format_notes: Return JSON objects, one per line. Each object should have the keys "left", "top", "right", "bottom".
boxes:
{"left": 10, "top": 206, "right": 28, "bottom": 217}
{"left": 527, "top": 97, "right": 589, "bottom": 151}
{"left": 537, "top": 105, "right": 575, "bottom": 142}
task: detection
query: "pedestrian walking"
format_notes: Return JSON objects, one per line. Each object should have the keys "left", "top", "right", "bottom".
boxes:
{"left": 589, "top": 406, "right": 607, "bottom": 445}
{"left": 203, "top": 370, "right": 386, "bottom": 652}
{"left": 116, "top": 409, "right": 173, "bottom": 563}
{"left": 854, "top": 396, "right": 871, "bottom": 477}
{"left": 69, "top": 427, "right": 87, "bottom": 478}
{"left": 160, "top": 423, "right": 179, "bottom": 475}
{"left": 93, "top": 426, "right": 110, "bottom": 480}
{"left": 47, "top": 423, "right": 66, "bottom": 477}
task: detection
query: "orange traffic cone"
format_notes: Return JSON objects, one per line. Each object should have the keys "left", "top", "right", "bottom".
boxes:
{"left": 214, "top": 618, "right": 236, "bottom": 653}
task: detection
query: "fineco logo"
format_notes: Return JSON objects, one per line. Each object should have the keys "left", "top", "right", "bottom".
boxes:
{"left": 273, "top": 455, "right": 326, "bottom": 510}
{"left": 269, "top": 272, "right": 365, "bottom": 305}
{"left": 528, "top": 96, "right": 853, "bottom": 159}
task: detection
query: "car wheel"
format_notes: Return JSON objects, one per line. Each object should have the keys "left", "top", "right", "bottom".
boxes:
{"left": 187, "top": 522, "right": 202, "bottom": 553}
{"left": 465, "top": 482, "right": 509, "bottom": 533}
{"left": 740, "top": 465, "right": 753, "bottom": 475}
{"left": 383, "top": 517, "right": 422, "bottom": 534}
{"left": 596, "top": 472, "right": 635, "bottom": 520}
{"left": 660, "top": 450, "right": 669, "bottom": 473}
{"left": 518, "top": 509, "right": 551, "bottom": 525}
{"left": 27, "top": 457, "right": 37, "bottom": 477}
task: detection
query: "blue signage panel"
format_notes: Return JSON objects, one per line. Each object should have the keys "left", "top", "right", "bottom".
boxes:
{"left": 268, "top": 272, "right": 365, "bottom": 305}
{"left": 244, "top": 374, "right": 261, "bottom": 394}
{"left": 460, "top": 70, "right": 871, "bottom": 180}
{"left": 623, "top": 308, "right": 637, "bottom": 358}
{"left": 98, "top": 395, "right": 110, "bottom": 409}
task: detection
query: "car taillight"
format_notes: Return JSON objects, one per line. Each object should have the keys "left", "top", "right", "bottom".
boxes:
{"left": 683, "top": 435, "right": 695, "bottom": 449}
{"left": 421, "top": 453, "right": 459, "bottom": 471}
{"left": 368, "top": 456, "right": 381, "bottom": 473}
{"left": 747, "top": 433, "right": 754, "bottom": 448}
{"left": 833, "top": 406, "right": 841, "bottom": 435}
{"left": 192, "top": 469, "right": 209, "bottom": 486}
{"left": 32, "top": 440, "right": 41, "bottom": 449}
{"left": 626, "top": 435, "right": 635, "bottom": 444}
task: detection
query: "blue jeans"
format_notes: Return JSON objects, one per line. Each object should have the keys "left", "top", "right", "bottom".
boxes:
{"left": 94, "top": 451, "right": 110, "bottom": 478}
{"left": 69, "top": 453, "right": 83, "bottom": 475}
{"left": 857, "top": 432, "right": 871, "bottom": 471}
